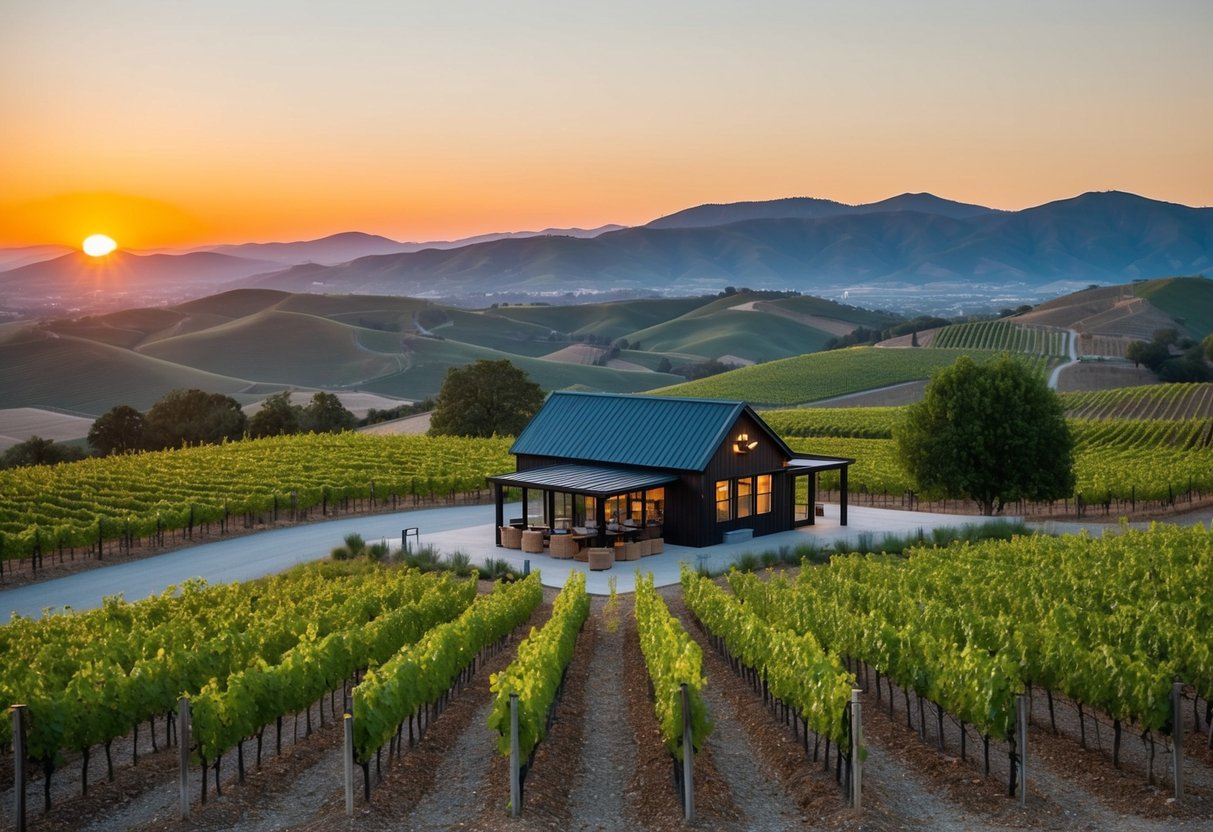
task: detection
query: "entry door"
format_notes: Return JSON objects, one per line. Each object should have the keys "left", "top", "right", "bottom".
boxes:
{"left": 792, "top": 471, "right": 816, "bottom": 527}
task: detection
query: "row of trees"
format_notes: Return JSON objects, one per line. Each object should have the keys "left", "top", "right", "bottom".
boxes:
{"left": 87, "top": 389, "right": 357, "bottom": 456}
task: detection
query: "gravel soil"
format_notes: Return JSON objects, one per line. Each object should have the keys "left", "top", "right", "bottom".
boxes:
{"left": 9, "top": 580, "right": 1213, "bottom": 831}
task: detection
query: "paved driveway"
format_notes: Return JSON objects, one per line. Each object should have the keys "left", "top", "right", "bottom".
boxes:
{"left": 0, "top": 502, "right": 1032, "bottom": 616}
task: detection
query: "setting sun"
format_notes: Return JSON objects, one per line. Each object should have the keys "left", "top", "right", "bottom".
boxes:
{"left": 82, "top": 234, "right": 118, "bottom": 257}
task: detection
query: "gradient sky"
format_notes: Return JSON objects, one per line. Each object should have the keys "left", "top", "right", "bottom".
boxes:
{"left": 2, "top": 0, "right": 1211, "bottom": 250}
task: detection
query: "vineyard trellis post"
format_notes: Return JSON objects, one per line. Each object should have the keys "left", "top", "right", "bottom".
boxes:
{"left": 177, "top": 697, "right": 191, "bottom": 821}
{"left": 851, "top": 688, "right": 863, "bottom": 811}
{"left": 509, "top": 692, "right": 521, "bottom": 817}
{"left": 12, "top": 703, "right": 27, "bottom": 832}
{"left": 1172, "top": 681, "right": 1184, "bottom": 800}
{"left": 681, "top": 682, "right": 695, "bottom": 822}
{"left": 343, "top": 713, "right": 355, "bottom": 817}
{"left": 1016, "top": 693, "right": 1029, "bottom": 805}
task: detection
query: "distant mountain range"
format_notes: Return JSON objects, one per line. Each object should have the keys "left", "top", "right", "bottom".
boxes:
{"left": 198, "top": 225, "right": 625, "bottom": 266}
{"left": 1, "top": 191, "right": 1210, "bottom": 314}
{"left": 243, "top": 191, "right": 1213, "bottom": 300}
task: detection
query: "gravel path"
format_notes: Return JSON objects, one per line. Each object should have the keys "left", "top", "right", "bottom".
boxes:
{"left": 401, "top": 697, "right": 497, "bottom": 830}
{"left": 697, "top": 684, "right": 806, "bottom": 831}
{"left": 861, "top": 742, "right": 1000, "bottom": 832}
{"left": 565, "top": 605, "right": 635, "bottom": 831}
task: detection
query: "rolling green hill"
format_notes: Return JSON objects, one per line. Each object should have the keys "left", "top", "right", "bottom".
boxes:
{"left": 651, "top": 346, "right": 1044, "bottom": 406}
{"left": 0, "top": 329, "right": 265, "bottom": 413}
{"left": 359, "top": 335, "right": 682, "bottom": 399}
{"left": 484, "top": 297, "right": 708, "bottom": 340}
{"left": 1134, "top": 276, "right": 1213, "bottom": 337}
{"left": 138, "top": 309, "right": 404, "bottom": 388}
{"left": 625, "top": 309, "right": 833, "bottom": 362}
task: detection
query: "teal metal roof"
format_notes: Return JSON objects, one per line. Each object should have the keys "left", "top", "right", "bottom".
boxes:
{"left": 488, "top": 464, "right": 678, "bottom": 496}
{"left": 510, "top": 391, "right": 771, "bottom": 472}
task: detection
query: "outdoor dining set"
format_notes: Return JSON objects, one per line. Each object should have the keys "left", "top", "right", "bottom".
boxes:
{"left": 498, "top": 518, "right": 664, "bottom": 570}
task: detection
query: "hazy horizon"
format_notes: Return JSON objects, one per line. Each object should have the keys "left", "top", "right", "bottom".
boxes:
{"left": 3, "top": 1, "right": 1211, "bottom": 250}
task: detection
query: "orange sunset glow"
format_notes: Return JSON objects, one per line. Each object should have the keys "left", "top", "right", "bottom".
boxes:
{"left": 2, "top": 2, "right": 1210, "bottom": 249}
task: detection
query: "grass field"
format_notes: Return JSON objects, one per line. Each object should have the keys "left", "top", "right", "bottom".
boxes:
{"left": 484, "top": 297, "right": 708, "bottom": 339}
{"left": 0, "top": 408, "right": 95, "bottom": 450}
{"left": 0, "top": 330, "right": 264, "bottom": 414}
{"left": 139, "top": 310, "right": 404, "bottom": 387}
{"left": 1134, "top": 276, "right": 1213, "bottom": 337}
{"left": 625, "top": 308, "right": 834, "bottom": 362}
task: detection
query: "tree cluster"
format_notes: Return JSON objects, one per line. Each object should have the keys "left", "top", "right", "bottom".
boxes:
{"left": 87, "top": 388, "right": 358, "bottom": 457}
{"left": 824, "top": 316, "right": 951, "bottom": 350}
{"left": 1, "top": 436, "right": 87, "bottom": 469}
{"left": 1125, "top": 328, "right": 1211, "bottom": 382}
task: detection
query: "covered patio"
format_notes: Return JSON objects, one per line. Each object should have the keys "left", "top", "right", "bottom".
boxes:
{"left": 488, "top": 463, "right": 674, "bottom": 558}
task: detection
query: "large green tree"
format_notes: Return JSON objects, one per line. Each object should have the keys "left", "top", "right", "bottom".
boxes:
{"left": 144, "top": 389, "right": 248, "bottom": 449}
{"left": 88, "top": 404, "right": 147, "bottom": 455}
{"left": 894, "top": 355, "right": 1075, "bottom": 515}
{"left": 249, "top": 391, "right": 302, "bottom": 438}
{"left": 300, "top": 392, "right": 356, "bottom": 433}
{"left": 428, "top": 359, "right": 544, "bottom": 438}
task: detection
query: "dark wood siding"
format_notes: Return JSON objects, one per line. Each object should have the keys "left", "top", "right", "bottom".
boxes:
{"left": 700, "top": 412, "right": 793, "bottom": 545}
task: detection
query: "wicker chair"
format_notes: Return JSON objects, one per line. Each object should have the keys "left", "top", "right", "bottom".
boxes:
{"left": 549, "top": 534, "right": 578, "bottom": 559}
{"left": 587, "top": 547, "right": 614, "bottom": 571}
{"left": 521, "top": 530, "right": 545, "bottom": 554}
{"left": 617, "top": 541, "right": 641, "bottom": 561}
{"left": 500, "top": 526, "right": 523, "bottom": 549}
{"left": 648, "top": 538, "right": 664, "bottom": 555}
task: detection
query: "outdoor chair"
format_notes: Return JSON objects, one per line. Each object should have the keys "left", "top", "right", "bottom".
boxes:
{"left": 521, "top": 530, "right": 545, "bottom": 554}
{"left": 617, "top": 541, "right": 641, "bottom": 561}
{"left": 549, "top": 534, "right": 578, "bottom": 559}
{"left": 646, "top": 538, "right": 663, "bottom": 555}
{"left": 500, "top": 526, "right": 523, "bottom": 549}
{"left": 587, "top": 547, "right": 614, "bottom": 570}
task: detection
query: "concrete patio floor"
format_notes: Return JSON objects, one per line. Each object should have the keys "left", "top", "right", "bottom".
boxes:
{"left": 423, "top": 502, "right": 1020, "bottom": 595}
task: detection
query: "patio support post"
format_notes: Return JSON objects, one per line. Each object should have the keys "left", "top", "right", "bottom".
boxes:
{"left": 808, "top": 472, "right": 817, "bottom": 526}
{"left": 840, "top": 466, "right": 849, "bottom": 526}
{"left": 596, "top": 495, "right": 608, "bottom": 547}
{"left": 521, "top": 488, "right": 529, "bottom": 525}
{"left": 493, "top": 483, "right": 504, "bottom": 546}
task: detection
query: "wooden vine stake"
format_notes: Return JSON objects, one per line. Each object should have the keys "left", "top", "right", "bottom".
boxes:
{"left": 12, "top": 704, "right": 27, "bottom": 832}
{"left": 343, "top": 713, "right": 355, "bottom": 817}
{"left": 681, "top": 683, "right": 695, "bottom": 823}
{"left": 177, "top": 697, "right": 191, "bottom": 821}
{"left": 509, "top": 693, "right": 521, "bottom": 818}
{"left": 1172, "top": 681, "right": 1184, "bottom": 801}
{"left": 1016, "top": 694, "right": 1029, "bottom": 806}
{"left": 851, "top": 688, "right": 863, "bottom": 811}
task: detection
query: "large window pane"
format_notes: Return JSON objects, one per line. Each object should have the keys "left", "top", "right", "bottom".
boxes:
{"left": 715, "top": 480, "right": 731, "bottom": 522}
{"left": 756, "top": 474, "right": 773, "bottom": 515}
